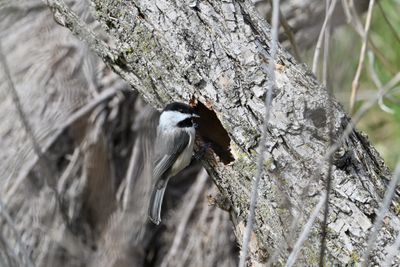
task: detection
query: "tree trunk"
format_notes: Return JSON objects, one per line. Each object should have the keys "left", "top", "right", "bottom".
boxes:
{"left": 29, "top": 0, "right": 400, "bottom": 265}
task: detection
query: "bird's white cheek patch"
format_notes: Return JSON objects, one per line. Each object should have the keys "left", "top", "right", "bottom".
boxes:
{"left": 159, "top": 110, "right": 192, "bottom": 130}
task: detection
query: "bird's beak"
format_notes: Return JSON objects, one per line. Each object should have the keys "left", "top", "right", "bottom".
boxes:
{"left": 192, "top": 114, "right": 200, "bottom": 118}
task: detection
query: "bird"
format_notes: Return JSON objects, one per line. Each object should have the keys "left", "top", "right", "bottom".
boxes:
{"left": 148, "top": 102, "right": 199, "bottom": 225}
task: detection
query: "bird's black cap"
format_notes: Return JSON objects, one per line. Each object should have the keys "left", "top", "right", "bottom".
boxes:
{"left": 163, "top": 102, "right": 194, "bottom": 114}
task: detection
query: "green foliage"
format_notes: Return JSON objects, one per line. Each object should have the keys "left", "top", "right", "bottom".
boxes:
{"left": 369, "top": 1, "right": 400, "bottom": 82}
{"left": 358, "top": 0, "right": 400, "bottom": 169}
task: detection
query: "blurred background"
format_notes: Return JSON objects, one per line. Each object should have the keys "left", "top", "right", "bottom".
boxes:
{"left": 306, "top": 0, "right": 400, "bottom": 169}
{"left": 0, "top": 0, "right": 399, "bottom": 266}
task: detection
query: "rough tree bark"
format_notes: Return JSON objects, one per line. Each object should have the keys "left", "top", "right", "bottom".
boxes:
{"left": 47, "top": 0, "right": 399, "bottom": 266}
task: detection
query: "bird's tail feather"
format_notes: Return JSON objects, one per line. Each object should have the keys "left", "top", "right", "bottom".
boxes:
{"left": 148, "top": 182, "right": 168, "bottom": 225}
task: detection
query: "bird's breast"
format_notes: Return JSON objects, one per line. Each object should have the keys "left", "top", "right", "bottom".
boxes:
{"left": 169, "top": 128, "right": 195, "bottom": 177}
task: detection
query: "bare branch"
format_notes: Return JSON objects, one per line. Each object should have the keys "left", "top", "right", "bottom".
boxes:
{"left": 377, "top": 1, "right": 400, "bottom": 46}
{"left": 383, "top": 231, "right": 400, "bottom": 267}
{"left": 0, "top": 198, "right": 34, "bottom": 267}
{"left": 367, "top": 51, "right": 394, "bottom": 113}
{"left": 349, "top": 0, "right": 375, "bottom": 114}
{"left": 322, "top": 1, "right": 331, "bottom": 88}
{"left": 57, "top": 148, "right": 81, "bottom": 194}
{"left": 161, "top": 169, "right": 208, "bottom": 267}
{"left": 362, "top": 163, "right": 400, "bottom": 266}
{"left": 239, "top": 0, "right": 280, "bottom": 266}
{"left": 267, "top": 0, "right": 302, "bottom": 62}
{"left": 0, "top": 41, "right": 55, "bottom": 186}
{"left": 285, "top": 193, "right": 326, "bottom": 267}
{"left": 311, "top": 0, "right": 338, "bottom": 75}
{"left": 319, "top": 1, "right": 334, "bottom": 265}
{"left": 321, "top": 71, "right": 400, "bottom": 166}
{"left": 4, "top": 86, "right": 123, "bottom": 203}
{"left": 342, "top": 0, "right": 398, "bottom": 75}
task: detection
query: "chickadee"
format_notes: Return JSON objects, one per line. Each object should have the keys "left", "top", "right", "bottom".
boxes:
{"left": 148, "top": 102, "right": 199, "bottom": 225}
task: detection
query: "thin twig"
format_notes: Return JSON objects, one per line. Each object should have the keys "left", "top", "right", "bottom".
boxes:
{"left": 205, "top": 208, "right": 223, "bottom": 266}
{"left": 311, "top": 0, "right": 338, "bottom": 75}
{"left": 285, "top": 193, "right": 326, "bottom": 267}
{"left": 349, "top": 0, "right": 375, "bottom": 114}
{"left": 367, "top": 51, "right": 394, "bottom": 113}
{"left": 247, "top": 2, "right": 391, "bottom": 265}
{"left": 377, "top": 1, "right": 400, "bottom": 46}
{"left": 318, "top": 155, "right": 333, "bottom": 266}
{"left": 0, "top": 233, "right": 16, "bottom": 267}
{"left": 161, "top": 169, "right": 208, "bottom": 267}
{"left": 0, "top": 42, "right": 41, "bottom": 157}
{"left": 238, "top": 0, "right": 280, "bottom": 266}
{"left": 178, "top": 236, "right": 196, "bottom": 267}
{"left": 367, "top": 51, "right": 383, "bottom": 90}
{"left": 273, "top": 70, "right": 400, "bottom": 265}
{"left": 343, "top": 0, "right": 364, "bottom": 33}
{"left": 121, "top": 138, "right": 142, "bottom": 211}
{"left": 383, "top": 230, "right": 400, "bottom": 267}
{"left": 177, "top": 196, "right": 212, "bottom": 267}
{"left": 269, "top": 1, "right": 337, "bottom": 264}
{"left": 278, "top": 9, "right": 302, "bottom": 62}
{"left": 5, "top": 86, "right": 123, "bottom": 203}
{"left": 267, "top": 0, "right": 301, "bottom": 62}
{"left": 319, "top": 1, "right": 334, "bottom": 265}
{"left": 57, "top": 148, "right": 80, "bottom": 194}
{"left": 342, "top": 0, "right": 398, "bottom": 75}
{"left": 0, "top": 41, "right": 55, "bottom": 186}
{"left": 323, "top": 72, "right": 400, "bottom": 163}
{"left": 362, "top": 163, "right": 400, "bottom": 266}
{"left": 0, "top": 198, "right": 35, "bottom": 267}
{"left": 368, "top": 39, "right": 398, "bottom": 75}
{"left": 266, "top": 211, "right": 303, "bottom": 266}
{"left": 322, "top": 0, "right": 331, "bottom": 88}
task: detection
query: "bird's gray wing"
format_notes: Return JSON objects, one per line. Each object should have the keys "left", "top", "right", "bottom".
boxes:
{"left": 153, "top": 129, "right": 190, "bottom": 183}
{"left": 149, "top": 130, "right": 191, "bottom": 224}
